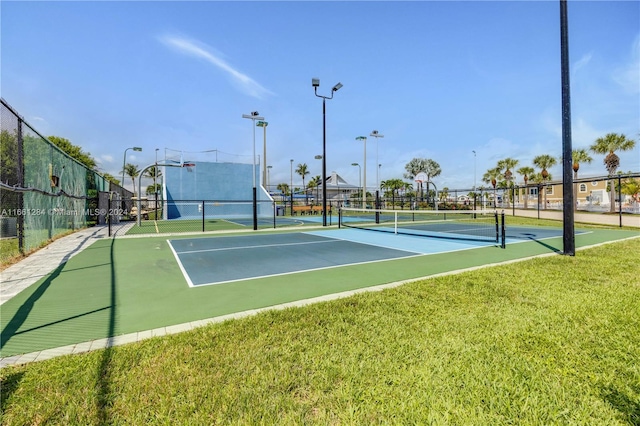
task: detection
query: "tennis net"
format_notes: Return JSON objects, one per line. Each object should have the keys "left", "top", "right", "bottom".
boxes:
{"left": 339, "top": 207, "right": 504, "bottom": 245}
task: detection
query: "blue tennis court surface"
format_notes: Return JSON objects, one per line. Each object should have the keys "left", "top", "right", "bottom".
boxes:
{"left": 167, "top": 230, "right": 496, "bottom": 287}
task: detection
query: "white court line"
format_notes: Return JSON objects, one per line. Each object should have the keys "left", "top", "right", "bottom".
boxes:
{"left": 188, "top": 252, "right": 424, "bottom": 287}
{"left": 166, "top": 240, "right": 195, "bottom": 287}
{"left": 174, "top": 239, "right": 339, "bottom": 255}
{"left": 167, "top": 234, "right": 422, "bottom": 288}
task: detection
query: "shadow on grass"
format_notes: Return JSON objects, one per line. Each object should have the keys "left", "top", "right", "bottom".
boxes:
{"left": 96, "top": 235, "right": 117, "bottom": 424}
{"left": 601, "top": 385, "right": 640, "bottom": 426}
{"left": 0, "top": 371, "right": 25, "bottom": 413}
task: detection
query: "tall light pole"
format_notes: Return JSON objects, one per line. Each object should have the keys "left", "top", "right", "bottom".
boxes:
{"left": 356, "top": 136, "right": 367, "bottom": 208}
{"left": 314, "top": 155, "right": 323, "bottom": 204}
{"left": 472, "top": 150, "right": 477, "bottom": 192}
{"left": 313, "top": 78, "right": 343, "bottom": 226}
{"left": 122, "top": 146, "right": 142, "bottom": 193}
{"left": 370, "top": 130, "right": 384, "bottom": 192}
{"left": 257, "top": 120, "right": 268, "bottom": 187}
{"left": 290, "top": 159, "right": 294, "bottom": 215}
{"left": 242, "top": 111, "right": 264, "bottom": 230}
{"left": 155, "top": 148, "right": 159, "bottom": 209}
{"left": 267, "top": 165, "right": 272, "bottom": 192}
{"left": 351, "top": 163, "right": 361, "bottom": 201}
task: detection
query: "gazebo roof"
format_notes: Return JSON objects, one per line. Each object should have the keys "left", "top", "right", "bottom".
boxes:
{"left": 317, "top": 171, "right": 358, "bottom": 190}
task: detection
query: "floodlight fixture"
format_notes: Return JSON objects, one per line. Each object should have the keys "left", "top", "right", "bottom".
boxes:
{"left": 369, "top": 131, "right": 384, "bottom": 192}
{"left": 312, "top": 78, "right": 343, "bottom": 226}
{"left": 242, "top": 111, "right": 265, "bottom": 230}
{"left": 356, "top": 136, "right": 367, "bottom": 208}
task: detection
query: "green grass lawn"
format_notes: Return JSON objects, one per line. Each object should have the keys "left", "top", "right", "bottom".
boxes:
{"left": 0, "top": 238, "right": 19, "bottom": 266}
{"left": 1, "top": 236, "right": 638, "bottom": 425}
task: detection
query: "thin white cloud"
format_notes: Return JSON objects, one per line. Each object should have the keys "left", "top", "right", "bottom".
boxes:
{"left": 100, "top": 154, "right": 114, "bottom": 163}
{"left": 572, "top": 52, "right": 592, "bottom": 76}
{"left": 612, "top": 34, "right": 640, "bottom": 94}
{"left": 159, "top": 34, "right": 273, "bottom": 99}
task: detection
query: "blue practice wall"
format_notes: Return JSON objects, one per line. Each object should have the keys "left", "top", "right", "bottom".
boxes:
{"left": 164, "top": 162, "right": 271, "bottom": 219}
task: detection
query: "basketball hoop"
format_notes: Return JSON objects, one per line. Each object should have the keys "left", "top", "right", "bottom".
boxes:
{"left": 183, "top": 162, "right": 196, "bottom": 172}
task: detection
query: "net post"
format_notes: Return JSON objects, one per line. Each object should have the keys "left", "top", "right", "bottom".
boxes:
{"left": 375, "top": 191, "right": 380, "bottom": 224}
{"left": 338, "top": 208, "right": 342, "bottom": 229}
{"left": 501, "top": 210, "right": 506, "bottom": 249}
{"left": 494, "top": 211, "right": 499, "bottom": 244}
{"left": 273, "top": 201, "right": 276, "bottom": 229}
{"left": 394, "top": 211, "right": 398, "bottom": 234}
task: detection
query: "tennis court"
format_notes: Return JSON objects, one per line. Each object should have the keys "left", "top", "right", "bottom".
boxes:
{"left": 168, "top": 229, "right": 499, "bottom": 287}
{"left": 1, "top": 216, "right": 637, "bottom": 359}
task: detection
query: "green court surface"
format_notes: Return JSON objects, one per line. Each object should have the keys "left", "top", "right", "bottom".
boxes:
{"left": 1, "top": 227, "right": 638, "bottom": 358}
{"left": 124, "top": 216, "right": 326, "bottom": 235}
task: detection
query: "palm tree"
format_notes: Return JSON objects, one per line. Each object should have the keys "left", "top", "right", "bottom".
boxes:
{"left": 529, "top": 172, "right": 546, "bottom": 209}
{"left": 423, "top": 159, "right": 442, "bottom": 205}
{"left": 123, "top": 163, "right": 140, "bottom": 195}
{"left": 440, "top": 186, "right": 449, "bottom": 203}
{"left": 516, "top": 166, "right": 535, "bottom": 209}
{"left": 482, "top": 167, "right": 502, "bottom": 207}
{"left": 571, "top": 149, "right": 593, "bottom": 211}
{"left": 308, "top": 175, "right": 321, "bottom": 204}
{"left": 146, "top": 183, "right": 162, "bottom": 195}
{"left": 497, "top": 158, "right": 519, "bottom": 207}
{"left": 381, "top": 178, "right": 405, "bottom": 207}
{"left": 533, "top": 155, "right": 557, "bottom": 209}
{"left": 276, "top": 183, "right": 290, "bottom": 196}
{"left": 403, "top": 158, "right": 428, "bottom": 201}
{"left": 143, "top": 165, "right": 163, "bottom": 201}
{"left": 295, "top": 163, "right": 310, "bottom": 204}
{"left": 590, "top": 133, "right": 636, "bottom": 212}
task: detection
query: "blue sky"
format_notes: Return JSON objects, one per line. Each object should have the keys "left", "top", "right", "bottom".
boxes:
{"left": 2, "top": 0, "right": 638, "bottom": 193}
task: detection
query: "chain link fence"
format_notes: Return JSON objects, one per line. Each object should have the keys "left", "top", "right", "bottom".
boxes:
{"left": 1, "top": 98, "right": 131, "bottom": 263}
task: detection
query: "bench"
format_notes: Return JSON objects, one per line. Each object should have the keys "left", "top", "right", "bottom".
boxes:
{"left": 292, "top": 205, "right": 312, "bottom": 215}
{"left": 292, "top": 205, "right": 332, "bottom": 215}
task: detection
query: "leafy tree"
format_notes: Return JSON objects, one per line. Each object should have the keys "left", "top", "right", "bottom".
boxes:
{"left": 533, "top": 155, "right": 557, "bottom": 209}
{"left": 48, "top": 135, "right": 97, "bottom": 170}
{"left": 0, "top": 129, "right": 20, "bottom": 209}
{"left": 102, "top": 173, "right": 120, "bottom": 185}
{"left": 295, "top": 163, "right": 310, "bottom": 204}
{"left": 571, "top": 149, "right": 593, "bottom": 211}
{"left": 517, "top": 166, "right": 535, "bottom": 209}
{"left": 590, "top": 133, "right": 636, "bottom": 212}
{"left": 123, "top": 163, "right": 140, "bottom": 195}
{"left": 621, "top": 178, "right": 640, "bottom": 204}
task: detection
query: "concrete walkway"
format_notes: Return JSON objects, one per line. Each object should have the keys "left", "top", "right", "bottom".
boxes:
{"left": 508, "top": 208, "right": 640, "bottom": 228}
{"left": 1, "top": 213, "right": 638, "bottom": 368}
{"left": 0, "top": 223, "right": 134, "bottom": 306}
